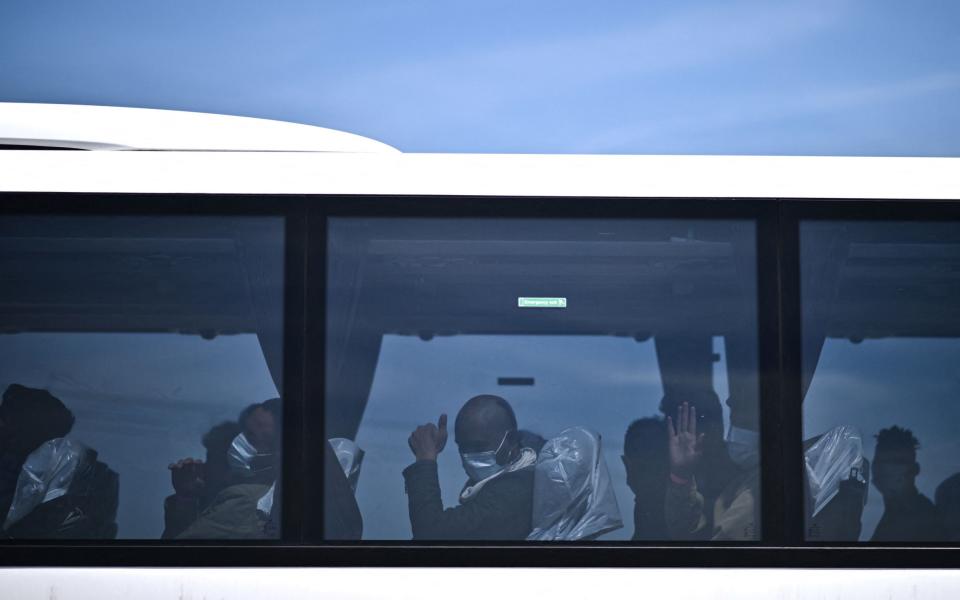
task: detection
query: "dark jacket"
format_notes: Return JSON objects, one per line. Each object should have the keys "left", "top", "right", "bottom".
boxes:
{"left": 162, "top": 493, "right": 202, "bottom": 539}
{"left": 402, "top": 460, "right": 535, "bottom": 541}
{"left": 4, "top": 448, "right": 118, "bottom": 539}
{"left": 323, "top": 440, "right": 363, "bottom": 540}
{"left": 632, "top": 493, "right": 667, "bottom": 541}
{"left": 871, "top": 489, "right": 943, "bottom": 542}
{"left": 162, "top": 474, "right": 235, "bottom": 539}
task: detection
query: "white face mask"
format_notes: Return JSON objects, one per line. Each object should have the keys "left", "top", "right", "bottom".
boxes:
{"left": 227, "top": 432, "right": 275, "bottom": 478}
{"left": 726, "top": 425, "right": 760, "bottom": 469}
{"left": 460, "top": 431, "right": 509, "bottom": 482}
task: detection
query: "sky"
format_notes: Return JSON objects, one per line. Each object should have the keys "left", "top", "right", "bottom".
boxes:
{"left": 2, "top": 0, "right": 959, "bottom": 154}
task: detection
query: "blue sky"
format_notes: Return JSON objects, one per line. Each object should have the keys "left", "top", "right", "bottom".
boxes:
{"left": 2, "top": 0, "right": 959, "bottom": 153}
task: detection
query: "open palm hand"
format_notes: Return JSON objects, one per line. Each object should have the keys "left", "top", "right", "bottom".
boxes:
{"left": 667, "top": 402, "right": 704, "bottom": 479}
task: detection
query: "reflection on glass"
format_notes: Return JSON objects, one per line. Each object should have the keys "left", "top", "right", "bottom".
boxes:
{"left": 802, "top": 221, "right": 960, "bottom": 542}
{"left": 0, "top": 215, "right": 284, "bottom": 539}
{"left": 325, "top": 217, "right": 760, "bottom": 542}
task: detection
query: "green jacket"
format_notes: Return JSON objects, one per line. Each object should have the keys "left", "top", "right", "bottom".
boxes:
{"left": 176, "top": 483, "right": 271, "bottom": 540}
{"left": 665, "top": 467, "right": 760, "bottom": 541}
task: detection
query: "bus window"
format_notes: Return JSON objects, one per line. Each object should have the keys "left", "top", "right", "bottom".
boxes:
{"left": 802, "top": 220, "right": 960, "bottom": 543}
{"left": 324, "top": 217, "right": 760, "bottom": 542}
{"left": 0, "top": 215, "right": 284, "bottom": 540}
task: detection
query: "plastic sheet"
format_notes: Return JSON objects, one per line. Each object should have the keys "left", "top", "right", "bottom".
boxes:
{"left": 805, "top": 425, "right": 868, "bottom": 517}
{"left": 329, "top": 438, "right": 364, "bottom": 493}
{"left": 527, "top": 427, "right": 623, "bottom": 541}
{"left": 4, "top": 437, "right": 88, "bottom": 530}
{"left": 256, "top": 482, "right": 275, "bottom": 516}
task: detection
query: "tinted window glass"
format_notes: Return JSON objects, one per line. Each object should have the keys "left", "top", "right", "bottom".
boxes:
{"left": 0, "top": 215, "right": 284, "bottom": 539}
{"left": 326, "top": 217, "right": 761, "bottom": 542}
{"left": 802, "top": 221, "right": 960, "bottom": 543}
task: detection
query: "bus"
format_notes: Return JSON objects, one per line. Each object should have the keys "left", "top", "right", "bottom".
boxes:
{"left": 1, "top": 104, "right": 959, "bottom": 589}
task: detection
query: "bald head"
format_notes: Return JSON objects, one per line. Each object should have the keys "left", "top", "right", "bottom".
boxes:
{"left": 454, "top": 395, "right": 518, "bottom": 453}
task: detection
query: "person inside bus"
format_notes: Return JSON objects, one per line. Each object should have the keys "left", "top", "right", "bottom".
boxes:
{"left": 403, "top": 394, "right": 540, "bottom": 540}
{"left": 622, "top": 416, "right": 669, "bottom": 540}
{"left": 169, "top": 398, "right": 281, "bottom": 539}
{"left": 660, "top": 391, "right": 737, "bottom": 528}
{"left": 935, "top": 473, "right": 960, "bottom": 542}
{"left": 0, "top": 384, "right": 76, "bottom": 520}
{"left": 162, "top": 420, "right": 241, "bottom": 538}
{"left": 0, "top": 384, "right": 118, "bottom": 538}
{"left": 870, "top": 426, "right": 942, "bottom": 542}
{"left": 665, "top": 398, "right": 760, "bottom": 541}
{"left": 802, "top": 426, "right": 869, "bottom": 542}
{"left": 625, "top": 393, "right": 737, "bottom": 540}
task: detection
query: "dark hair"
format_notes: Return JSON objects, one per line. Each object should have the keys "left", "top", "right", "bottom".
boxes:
{"left": 875, "top": 426, "right": 920, "bottom": 460}
{"left": 238, "top": 398, "right": 282, "bottom": 433}
{"left": 624, "top": 416, "right": 667, "bottom": 460}
{"left": 261, "top": 397, "right": 281, "bottom": 422}
{"left": 0, "top": 384, "right": 76, "bottom": 456}
{"left": 659, "top": 391, "right": 723, "bottom": 424}
{"left": 237, "top": 402, "right": 262, "bottom": 431}
{"left": 202, "top": 420, "right": 242, "bottom": 454}
{"left": 200, "top": 420, "right": 243, "bottom": 499}
{"left": 455, "top": 394, "right": 518, "bottom": 446}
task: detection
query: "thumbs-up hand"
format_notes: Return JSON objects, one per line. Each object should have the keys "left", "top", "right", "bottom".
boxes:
{"left": 408, "top": 413, "right": 449, "bottom": 462}
{"left": 436, "top": 413, "right": 448, "bottom": 453}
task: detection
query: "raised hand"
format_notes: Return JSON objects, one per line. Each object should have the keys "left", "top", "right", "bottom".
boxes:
{"left": 408, "top": 413, "right": 448, "bottom": 462}
{"left": 169, "top": 457, "right": 206, "bottom": 497}
{"left": 667, "top": 402, "right": 704, "bottom": 480}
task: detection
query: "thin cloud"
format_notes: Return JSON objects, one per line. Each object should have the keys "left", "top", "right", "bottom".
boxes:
{"left": 581, "top": 71, "right": 960, "bottom": 152}
{"left": 311, "top": 0, "right": 850, "bottom": 115}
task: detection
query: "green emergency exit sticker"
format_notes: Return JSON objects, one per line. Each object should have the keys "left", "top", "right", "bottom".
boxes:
{"left": 518, "top": 297, "right": 567, "bottom": 308}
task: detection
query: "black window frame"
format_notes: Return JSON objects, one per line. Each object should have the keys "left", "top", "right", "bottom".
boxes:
{"left": 0, "top": 192, "right": 957, "bottom": 568}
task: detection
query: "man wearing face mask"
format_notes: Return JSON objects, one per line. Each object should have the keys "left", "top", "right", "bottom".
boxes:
{"left": 162, "top": 420, "right": 240, "bottom": 539}
{"left": 664, "top": 398, "right": 760, "bottom": 541}
{"left": 870, "top": 426, "right": 942, "bottom": 542}
{"left": 175, "top": 398, "right": 281, "bottom": 539}
{"left": 402, "top": 394, "right": 539, "bottom": 540}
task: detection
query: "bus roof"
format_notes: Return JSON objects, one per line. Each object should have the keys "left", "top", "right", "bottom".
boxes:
{"left": 0, "top": 102, "right": 398, "bottom": 153}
